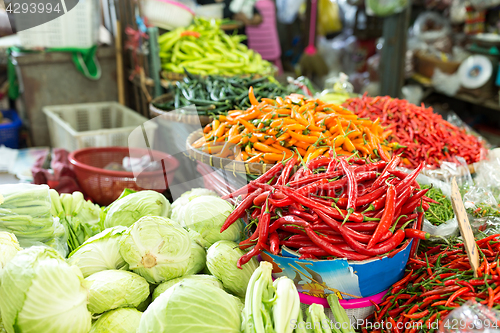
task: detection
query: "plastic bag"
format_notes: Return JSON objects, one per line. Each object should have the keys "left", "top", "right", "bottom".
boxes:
{"left": 365, "top": 0, "right": 408, "bottom": 17}
{"left": 474, "top": 150, "right": 500, "bottom": 202}
{"left": 416, "top": 173, "right": 459, "bottom": 238}
{"left": 0, "top": 184, "right": 67, "bottom": 256}
{"left": 432, "top": 68, "right": 461, "bottom": 96}
{"left": 317, "top": 0, "right": 343, "bottom": 37}
{"left": 276, "top": 0, "right": 305, "bottom": 24}
{"left": 439, "top": 300, "right": 500, "bottom": 332}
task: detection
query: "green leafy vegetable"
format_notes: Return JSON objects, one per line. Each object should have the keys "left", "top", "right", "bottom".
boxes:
{"left": 152, "top": 274, "right": 222, "bottom": 301}
{"left": 86, "top": 270, "right": 150, "bottom": 314}
{"left": 0, "top": 246, "right": 91, "bottom": 333}
{"left": 206, "top": 240, "right": 258, "bottom": 297}
{"left": 68, "top": 226, "right": 129, "bottom": 278}
{"left": 184, "top": 196, "right": 241, "bottom": 247}
{"left": 104, "top": 191, "right": 171, "bottom": 228}
{"left": 185, "top": 240, "right": 206, "bottom": 275}
{"left": 119, "top": 216, "right": 191, "bottom": 283}
{"left": 89, "top": 308, "right": 142, "bottom": 333}
{"left": 138, "top": 279, "right": 243, "bottom": 333}
{"left": 0, "top": 232, "right": 21, "bottom": 270}
{"left": 171, "top": 188, "right": 218, "bottom": 226}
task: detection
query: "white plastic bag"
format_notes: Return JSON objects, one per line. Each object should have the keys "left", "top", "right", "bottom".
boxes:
{"left": 276, "top": 0, "right": 305, "bottom": 24}
{"left": 416, "top": 173, "right": 459, "bottom": 238}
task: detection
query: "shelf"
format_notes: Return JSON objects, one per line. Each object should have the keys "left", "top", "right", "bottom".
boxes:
{"left": 409, "top": 75, "right": 500, "bottom": 111}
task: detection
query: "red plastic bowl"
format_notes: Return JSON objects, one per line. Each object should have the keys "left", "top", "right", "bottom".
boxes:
{"left": 69, "top": 147, "right": 179, "bottom": 206}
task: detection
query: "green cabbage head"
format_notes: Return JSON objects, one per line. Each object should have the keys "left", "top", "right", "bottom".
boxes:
{"left": 104, "top": 191, "right": 171, "bottom": 228}
{"left": 0, "top": 246, "right": 91, "bottom": 333}
{"left": 67, "top": 226, "right": 128, "bottom": 278}
{"left": 171, "top": 188, "right": 218, "bottom": 226}
{"left": 86, "top": 270, "right": 150, "bottom": 314}
{"left": 119, "top": 216, "right": 191, "bottom": 283}
{"left": 207, "top": 240, "right": 258, "bottom": 298}
{"left": 185, "top": 240, "right": 206, "bottom": 275}
{"left": 184, "top": 196, "right": 241, "bottom": 247}
{"left": 152, "top": 274, "right": 223, "bottom": 301}
{"left": 138, "top": 279, "right": 242, "bottom": 333}
{"left": 0, "top": 232, "right": 21, "bottom": 270}
{"left": 89, "top": 308, "right": 142, "bottom": 333}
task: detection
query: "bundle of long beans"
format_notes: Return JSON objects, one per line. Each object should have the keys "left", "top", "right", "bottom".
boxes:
{"left": 154, "top": 72, "right": 291, "bottom": 116}
{"left": 364, "top": 235, "right": 500, "bottom": 333}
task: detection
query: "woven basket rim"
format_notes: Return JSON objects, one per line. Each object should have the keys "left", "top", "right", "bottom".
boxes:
{"left": 186, "top": 130, "right": 280, "bottom": 176}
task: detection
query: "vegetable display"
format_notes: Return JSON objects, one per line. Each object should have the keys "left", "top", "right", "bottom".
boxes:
{"left": 49, "top": 189, "right": 102, "bottom": 253}
{"left": 88, "top": 308, "right": 142, "bottom": 333}
{"left": 0, "top": 184, "right": 65, "bottom": 251}
{"left": 364, "top": 235, "right": 500, "bottom": 332}
{"left": 138, "top": 279, "right": 243, "bottom": 333}
{"left": 152, "top": 274, "right": 222, "bottom": 301}
{"left": 221, "top": 154, "right": 432, "bottom": 266}
{"left": 0, "top": 232, "right": 20, "bottom": 270}
{"left": 119, "top": 216, "right": 191, "bottom": 283}
{"left": 104, "top": 190, "right": 171, "bottom": 229}
{"left": 206, "top": 240, "right": 258, "bottom": 298}
{"left": 85, "top": 270, "right": 150, "bottom": 314}
{"left": 0, "top": 246, "right": 91, "bottom": 333}
{"left": 421, "top": 185, "right": 454, "bottom": 226}
{"left": 467, "top": 202, "right": 500, "bottom": 218}
{"left": 183, "top": 196, "right": 241, "bottom": 247}
{"left": 343, "top": 95, "right": 485, "bottom": 169}
{"left": 67, "top": 226, "right": 129, "bottom": 278}
{"left": 194, "top": 91, "right": 395, "bottom": 164}
{"left": 242, "top": 261, "right": 300, "bottom": 333}
{"left": 156, "top": 72, "right": 293, "bottom": 116}
{"left": 159, "top": 18, "right": 272, "bottom": 76}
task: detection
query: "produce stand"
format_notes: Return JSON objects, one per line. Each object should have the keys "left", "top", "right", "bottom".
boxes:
{"left": 5, "top": 8, "right": 500, "bottom": 333}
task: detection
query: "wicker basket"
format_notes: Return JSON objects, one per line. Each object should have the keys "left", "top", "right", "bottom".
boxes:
{"left": 149, "top": 93, "right": 213, "bottom": 126}
{"left": 186, "top": 130, "right": 279, "bottom": 176}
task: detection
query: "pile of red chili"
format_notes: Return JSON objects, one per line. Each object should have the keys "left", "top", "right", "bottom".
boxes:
{"left": 343, "top": 96, "right": 486, "bottom": 169}
{"left": 364, "top": 234, "right": 500, "bottom": 333}
{"left": 220, "top": 153, "right": 433, "bottom": 268}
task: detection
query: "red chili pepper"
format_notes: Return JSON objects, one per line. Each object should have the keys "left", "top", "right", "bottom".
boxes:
{"left": 298, "top": 254, "right": 318, "bottom": 260}
{"left": 446, "top": 287, "right": 469, "bottom": 307}
{"left": 316, "top": 210, "right": 380, "bottom": 244}
{"left": 370, "top": 154, "right": 400, "bottom": 190}
{"left": 408, "top": 206, "right": 425, "bottom": 259}
{"left": 253, "top": 191, "right": 270, "bottom": 206}
{"left": 282, "top": 240, "right": 314, "bottom": 248}
{"left": 288, "top": 208, "right": 318, "bottom": 222}
{"left": 222, "top": 162, "right": 284, "bottom": 200}
{"left": 277, "top": 156, "right": 298, "bottom": 186}
{"left": 341, "top": 225, "right": 406, "bottom": 256}
{"left": 395, "top": 163, "right": 424, "bottom": 194}
{"left": 304, "top": 226, "right": 371, "bottom": 260}
{"left": 288, "top": 170, "right": 343, "bottom": 187}
{"left": 269, "top": 232, "right": 280, "bottom": 255}
{"left": 393, "top": 269, "right": 414, "bottom": 287}
{"left": 237, "top": 243, "right": 262, "bottom": 268}
{"left": 420, "top": 285, "right": 461, "bottom": 297}
{"left": 269, "top": 215, "right": 309, "bottom": 233}
{"left": 488, "top": 286, "right": 495, "bottom": 308}
{"left": 339, "top": 159, "right": 358, "bottom": 221}
{"left": 280, "top": 186, "right": 369, "bottom": 223}
{"left": 221, "top": 188, "right": 263, "bottom": 232}
{"left": 251, "top": 208, "right": 261, "bottom": 219}
{"left": 306, "top": 156, "right": 331, "bottom": 170}
{"left": 257, "top": 199, "right": 271, "bottom": 247}
{"left": 404, "top": 309, "right": 429, "bottom": 319}
{"left": 405, "top": 229, "right": 430, "bottom": 240}
{"left": 368, "top": 185, "right": 396, "bottom": 249}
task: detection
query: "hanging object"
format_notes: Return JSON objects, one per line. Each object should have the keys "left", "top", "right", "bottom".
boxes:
{"left": 299, "top": 0, "right": 328, "bottom": 77}
{"left": 365, "top": 0, "right": 408, "bottom": 17}
{"left": 458, "top": 55, "right": 493, "bottom": 89}
{"left": 464, "top": 6, "right": 485, "bottom": 35}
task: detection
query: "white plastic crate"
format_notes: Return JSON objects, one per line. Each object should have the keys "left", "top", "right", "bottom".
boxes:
{"left": 16, "top": 0, "right": 99, "bottom": 49}
{"left": 43, "top": 102, "right": 157, "bottom": 151}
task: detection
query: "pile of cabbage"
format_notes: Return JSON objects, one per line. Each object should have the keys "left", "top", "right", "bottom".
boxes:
{"left": 0, "top": 188, "right": 266, "bottom": 333}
